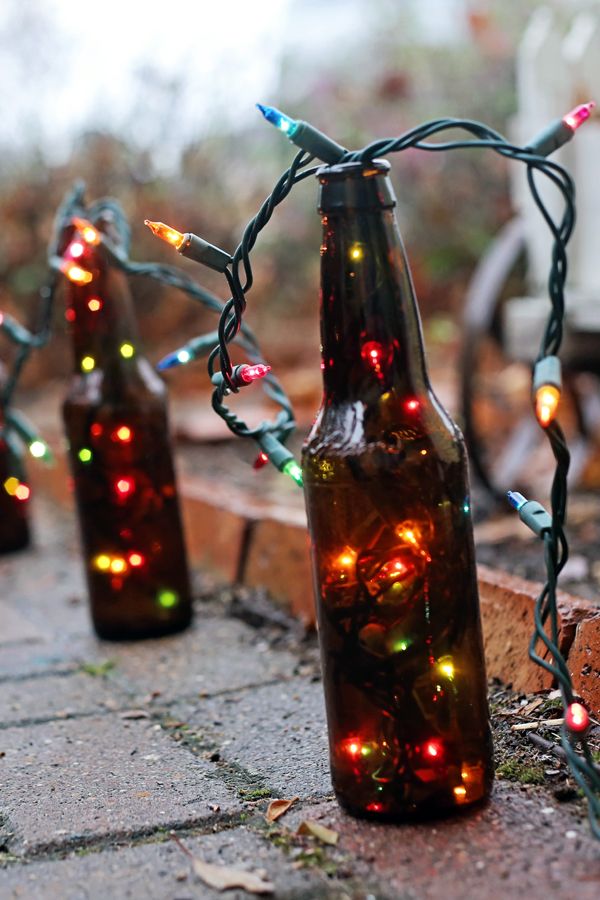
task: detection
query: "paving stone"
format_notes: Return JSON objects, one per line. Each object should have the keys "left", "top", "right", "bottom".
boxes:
{"left": 0, "top": 824, "right": 357, "bottom": 900}
{"left": 0, "top": 642, "right": 86, "bottom": 681}
{"left": 86, "top": 615, "right": 299, "bottom": 704}
{"left": 0, "top": 714, "right": 240, "bottom": 854}
{"left": 283, "top": 783, "right": 600, "bottom": 900}
{"left": 176, "top": 678, "right": 332, "bottom": 799}
{"left": 0, "top": 602, "right": 46, "bottom": 646}
{"left": 0, "top": 671, "right": 129, "bottom": 728}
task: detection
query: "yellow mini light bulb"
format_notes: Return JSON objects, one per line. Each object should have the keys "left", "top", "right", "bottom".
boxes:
{"left": 535, "top": 384, "right": 560, "bottom": 427}
{"left": 72, "top": 217, "right": 101, "bottom": 245}
{"left": 144, "top": 220, "right": 186, "bottom": 250}
{"left": 61, "top": 260, "right": 94, "bottom": 285}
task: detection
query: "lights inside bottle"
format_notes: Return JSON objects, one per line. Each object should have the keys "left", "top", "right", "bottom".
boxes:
{"left": 128, "top": 551, "right": 145, "bottom": 567}
{"left": 437, "top": 657, "right": 455, "bottom": 680}
{"left": 81, "top": 356, "right": 96, "bottom": 373}
{"left": 61, "top": 260, "right": 94, "bottom": 285}
{"left": 3, "top": 477, "right": 30, "bottom": 501}
{"left": 78, "top": 447, "right": 93, "bottom": 463}
{"left": 93, "top": 551, "right": 146, "bottom": 575}
{"left": 144, "top": 219, "right": 186, "bottom": 250}
{"left": 68, "top": 241, "right": 85, "bottom": 259}
{"left": 157, "top": 588, "right": 179, "bottom": 609}
{"left": 405, "top": 398, "right": 420, "bottom": 412}
{"left": 87, "top": 297, "right": 102, "bottom": 312}
{"left": 535, "top": 384, "right": 560, "bottom": 427}
{"left": 349, "top": 243, "right": 364, "bottom": 261}
{"left": 120, "top": 342, "right": 135, "bottom": 359}
{"left": 72, "top": 216, "right": 101, "bottom": 245}
{"left": 29, "top": 439, "right": 49, "bottom": 459}
{"left": 115, "top": 476, "right": 135, "bottom": 498}
{"left": 562, "top": 101, "right": 595, "bottom": 132}
{"left": 423, "top": 739, "right": 444, "bottom": 761}
{"left": 112, "top": 425, "right": 133, "bottom": 443}
{"left": 565, "top": 701, "right": 590, "bottom": 734}
{"left": 361, "top": 341, "right": 384, "bottom": 374}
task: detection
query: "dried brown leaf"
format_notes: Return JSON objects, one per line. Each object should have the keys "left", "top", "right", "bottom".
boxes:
{"left": 119, "top": 709, "right": 150, "bottom": 720}
{"left": 296, "top": 820, "right": 339, "bottom": 845}
{"left": 265, "top": 797, "right": 299, "bottom": 823}
{"left": 191, "top": 858, "right": 274, "bottom": 894}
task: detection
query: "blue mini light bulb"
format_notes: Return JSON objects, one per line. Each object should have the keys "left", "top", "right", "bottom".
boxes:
{"left": 256, "top": 103, "right": 298, "bottom": 136}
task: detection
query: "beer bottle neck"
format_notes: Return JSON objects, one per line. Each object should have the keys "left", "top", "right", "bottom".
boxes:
{"left": 318, "top": 164, "right": 429, "bottom": 404}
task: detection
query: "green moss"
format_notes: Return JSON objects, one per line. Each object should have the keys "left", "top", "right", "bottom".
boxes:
{"left": 79, "top": 660, "right": 116, "bottom": 677}
{"left": 496, "top": 759, "right": 545, "bottom": 785}
{"left": 239, "top": 787, "right": 272, "bottom": 800}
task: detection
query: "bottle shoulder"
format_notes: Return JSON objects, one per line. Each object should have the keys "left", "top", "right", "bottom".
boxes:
{"left": 303, "top": 390, "right": 466, "bottom": 475}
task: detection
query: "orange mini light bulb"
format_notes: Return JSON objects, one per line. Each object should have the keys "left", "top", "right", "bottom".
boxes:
{"left": 533, "top": 356, "right": 561, "bottom": 428}
{"left": 535, "top": 384, "right": 561, "bottom": 427}
{"left": 144, "top": 220, "right": 186, "bottom": 250}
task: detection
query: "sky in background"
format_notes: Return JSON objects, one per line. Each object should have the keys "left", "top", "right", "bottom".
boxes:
{"left": 0, "top": 0, "right": 465, "bottom": 169}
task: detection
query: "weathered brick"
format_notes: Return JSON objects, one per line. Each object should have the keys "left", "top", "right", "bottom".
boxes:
{"left": 0, "top": 714, "right": 240, "bottom": 854}
{"left": 283, "top": 783, "right": 600, "bottom": 900}
{"left": 569, "top": 613, "right": 600, "bottom": 714}
{"left": 243, "top": 509, "right": 315, "bottom": 626}
{"left": 180, "top": 478, "right": 250, "bottom": 583}
{"left": 477, "top": 564, "right": 594, "bottom": 693}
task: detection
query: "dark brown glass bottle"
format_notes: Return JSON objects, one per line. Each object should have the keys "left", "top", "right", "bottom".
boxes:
{"left": 302, "top": 161, "right": 493, "bottom": 820}
{"left": 60, "top": 219, "right": 192, "bottom": 640}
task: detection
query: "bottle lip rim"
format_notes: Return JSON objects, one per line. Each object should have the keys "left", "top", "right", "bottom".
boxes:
{"left": 316, "top": 158, "right": 391, "bottom": 181}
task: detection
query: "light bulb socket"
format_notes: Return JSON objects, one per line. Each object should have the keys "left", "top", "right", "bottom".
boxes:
{"left": 290, "top": 120, "right": 347, "bottom": 165}
{"left": 533, "top": 356, "right": 562, "bottom": 393}
{"left": 526, "top": 119, "right": 573, "bottom": 158}
{"left": 518, "top": 499, "right": 553, "bottom": 537}
{"left": 256, "top": 431, "right": 294, "bottom": 471}
{"left": 180, "top": 234, "right": 232, "bottom": 272}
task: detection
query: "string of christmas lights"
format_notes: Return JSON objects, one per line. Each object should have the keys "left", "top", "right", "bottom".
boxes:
{"left": 0, "top": 271, "right": 55, "bottom": 514}
{"left": 47, "top": 183, "right": 295, "bottom": 472}
{"left": 148, "top": 101, "right": 599, "bottom": 836}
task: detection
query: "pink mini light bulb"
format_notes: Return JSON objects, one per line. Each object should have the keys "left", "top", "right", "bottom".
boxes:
{"left": 563, "top": 101, "right": 595, "bottom": 132}
{"left": 239, "top": 363, "right": 272, "bottom": 384}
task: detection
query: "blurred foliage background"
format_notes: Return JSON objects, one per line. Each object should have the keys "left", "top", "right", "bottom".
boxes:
{"left": 0, "top": 0, "right": 541, "bottom": 396}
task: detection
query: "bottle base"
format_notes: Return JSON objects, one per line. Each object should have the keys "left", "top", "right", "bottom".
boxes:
{"left": 92, "top": 610, "right": 193, "bottom": 642}
{"left": 335, "top": 785, "right": 492, "bottom": 824}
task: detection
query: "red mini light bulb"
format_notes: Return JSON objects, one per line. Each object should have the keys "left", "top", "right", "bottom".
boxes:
{"left": 563, "top": 101, "right": 595, "bottom": 132}
{"left": 112, "top": 425, "right": 133, "bottom": 443}
{"left": 115, "top": 476, "right": 135, "bottom": 498}
{"left": 565, "top": 701, "right": 590, "bottom": 734}
{"left": 423, "top": 739, "right": 444, "bottom": 761}
{"left": 253, "top": 451, "right": 269, "bottom": 470}
{"left": 239, "top": 364, "right": 272, "bottom": 384}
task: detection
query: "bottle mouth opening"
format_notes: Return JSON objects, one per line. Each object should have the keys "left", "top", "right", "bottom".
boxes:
{"left": 316, "top": 158, "right": 390, "bottom": 182}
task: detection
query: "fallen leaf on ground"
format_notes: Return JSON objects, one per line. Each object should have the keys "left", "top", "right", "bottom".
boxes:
{"left": 135, "top": 791, "right": 151, "bottom": 798}
{"left": 266, "top": 797, "right": 299, "bottom": 823}
{"left": 520, "top": 697, "right": 544, "bottom": 716}
{"left": 191, "top": 858, "right": 274, "bottom": 894}
{"left": 119, "top": 709, "right": 150, "bottom": 720}
{"left": 296, "top": 820, "right": 339, "bottom": 845}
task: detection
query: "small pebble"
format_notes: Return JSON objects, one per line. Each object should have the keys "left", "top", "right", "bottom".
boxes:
{"left": 565, "top": 830, "right": 577, "bottom": 839}
{"left": 541, "top": 807, "right": 553, "bottom": 816}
